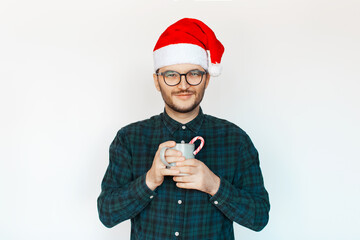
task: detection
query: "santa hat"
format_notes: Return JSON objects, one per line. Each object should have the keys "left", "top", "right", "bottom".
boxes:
{"left": 153, "top": 18, "right": 225, "bottom": 77}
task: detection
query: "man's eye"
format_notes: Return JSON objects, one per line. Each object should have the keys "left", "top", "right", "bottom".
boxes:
{"left": 165, "top": 72, "right": 177, "bottom": 77}
{"left": 190, "top": 71, "right": 200, "bottom": 76}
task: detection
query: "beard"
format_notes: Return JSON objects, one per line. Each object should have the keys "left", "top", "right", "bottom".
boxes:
{"left": 158, "top": 81, "right": 206, "bottom": 113}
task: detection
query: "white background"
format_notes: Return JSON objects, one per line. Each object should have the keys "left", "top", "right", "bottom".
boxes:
{"left": 1, "top": 0, "right": 359, "bottom": 239}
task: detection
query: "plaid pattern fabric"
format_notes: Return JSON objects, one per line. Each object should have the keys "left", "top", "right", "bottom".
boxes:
{"left": 97, "top": 107, "right": 270, "bottom": 240}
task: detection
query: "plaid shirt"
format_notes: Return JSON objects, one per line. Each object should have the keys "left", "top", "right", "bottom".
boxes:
{"left": 97, "top": 107, "right": 270, "bottom": 240}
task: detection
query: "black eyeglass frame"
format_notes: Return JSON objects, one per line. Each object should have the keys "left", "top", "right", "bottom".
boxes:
{"left": 156, "top": 69, "right": 207, "bottom": 86}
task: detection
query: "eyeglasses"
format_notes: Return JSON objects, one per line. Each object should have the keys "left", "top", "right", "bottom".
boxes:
{"left": 156, "top": 69, "right": 207, "bottom": 86}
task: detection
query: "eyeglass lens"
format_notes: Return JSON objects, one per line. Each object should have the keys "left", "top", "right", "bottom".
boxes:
{"left": 163, "top": 70, "right": 204, "bottom": 86}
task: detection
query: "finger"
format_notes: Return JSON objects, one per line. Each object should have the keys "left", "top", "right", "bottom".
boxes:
{"left": 176, "top": 182, "right": 193, "bottom": 189}
{"left": 164, "top": 149, "right": 183, "bottom": 157}
{"left": 158, "top": 141, "right": 176, "bottom": 150}
{"left": 165, "top": 156, "right": 186, "bottom": 163}
{"left": 176, "top": 158, "right": 198, "bottom": 167}
{"left": 160, "top": 168, "right": 180, "bottom": 176}
{"left": 176, "top": 166, "right": 194, "bottom": 174}
{"left": 173, "top": 175, "right": 194, "bottom": 183}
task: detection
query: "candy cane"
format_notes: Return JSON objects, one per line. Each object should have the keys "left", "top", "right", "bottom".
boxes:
{"left": 189, "top": 136, "right": 205, "bottom": 155}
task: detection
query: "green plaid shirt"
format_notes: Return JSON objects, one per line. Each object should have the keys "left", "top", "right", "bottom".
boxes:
{"left": 97, "top": 107, "right": 270, "bottom": 239}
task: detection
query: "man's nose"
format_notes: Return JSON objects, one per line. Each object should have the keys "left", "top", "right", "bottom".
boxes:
{"left": 178, "top": 75, "right": 190, "bottom": 89}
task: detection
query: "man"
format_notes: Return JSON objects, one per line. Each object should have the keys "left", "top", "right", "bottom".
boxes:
{"left": 97, "top": 18, "right": 270, "bottom": 239}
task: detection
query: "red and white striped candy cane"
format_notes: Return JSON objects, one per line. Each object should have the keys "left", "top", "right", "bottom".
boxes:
{"left": 189, "top": 136, "right": 205, "bottom": 156}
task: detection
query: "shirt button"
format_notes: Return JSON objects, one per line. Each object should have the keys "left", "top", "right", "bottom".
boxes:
{"left": 175, "top": 232, "right": 180, "bottom": 236}
{"left": 178, "top": 200, "right": 182, "bottom": 204}
{"left": 150, "top": 195, "right": 154, "bottom": 199}
{"left": 182, "top": 125, "right": 186, "bottom": 129}
{"left": 214, "top": 200, "right": 218, "bottom": 205}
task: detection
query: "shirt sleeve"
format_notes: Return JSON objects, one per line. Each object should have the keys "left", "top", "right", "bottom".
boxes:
{"left": 208, "top": 132, "right": 270, "bottom": 232}
{"left": 97, "top": 128, "right": 157, "bottom": 228}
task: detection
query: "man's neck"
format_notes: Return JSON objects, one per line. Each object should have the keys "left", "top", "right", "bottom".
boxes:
{"left": 165, "top": 105, "right": 200, "bottom": 124}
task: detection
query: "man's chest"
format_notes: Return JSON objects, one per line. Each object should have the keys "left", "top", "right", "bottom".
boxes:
{"left": 128, "top": 127, "right": 240, "bottom": 183}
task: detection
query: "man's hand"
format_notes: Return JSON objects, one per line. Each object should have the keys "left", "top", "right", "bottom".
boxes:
{"left": 172, "top": 159, "right": 221, "bottom": 196}
{"left": 146, "top": 141, "right": 186, "bottom": 191}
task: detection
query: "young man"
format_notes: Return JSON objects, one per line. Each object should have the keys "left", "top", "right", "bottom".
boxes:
{"left": 97, "top": 18, "right": 270, "bottom": 240}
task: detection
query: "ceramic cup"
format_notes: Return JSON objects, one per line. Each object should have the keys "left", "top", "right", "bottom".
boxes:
{"left": 160, "top": 143, "right": 196, "bottom": 176}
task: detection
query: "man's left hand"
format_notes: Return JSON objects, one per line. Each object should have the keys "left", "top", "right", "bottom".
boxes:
{"left": 172, "top": 159, "right": 220, "bottom": 196}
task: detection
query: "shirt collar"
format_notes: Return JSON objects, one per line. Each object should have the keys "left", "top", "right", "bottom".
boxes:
{"left": 161, "top": 107, "right": 205, "bottom": 135}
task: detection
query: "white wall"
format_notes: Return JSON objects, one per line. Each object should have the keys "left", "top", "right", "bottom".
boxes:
{"left": 1, "top": 0, "right": 359, "bottom": 239}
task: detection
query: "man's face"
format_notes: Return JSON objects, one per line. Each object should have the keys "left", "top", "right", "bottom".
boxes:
{"left": 153, "top": 63, "right": 210, "bottom": 114}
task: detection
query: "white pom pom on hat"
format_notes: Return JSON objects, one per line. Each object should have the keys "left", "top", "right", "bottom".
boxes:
{"left": 153, "top": 18, "right": 225, "bottom": 77}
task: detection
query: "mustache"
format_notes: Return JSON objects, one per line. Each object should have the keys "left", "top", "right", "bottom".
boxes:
{"left": 173, "top": 91, "right": 195, "bottom": 95}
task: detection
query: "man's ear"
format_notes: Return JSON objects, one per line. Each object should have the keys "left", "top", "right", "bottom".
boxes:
{"left": 153, "top": 73, "right": 160, "bottom": 92}
{"left": 205, "top": 73, "right": 210, "bottom": 89}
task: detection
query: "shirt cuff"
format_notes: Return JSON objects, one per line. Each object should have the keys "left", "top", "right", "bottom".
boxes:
{"left": 208, "top": 175, "right": 232, "bottom": 206}
{"left": 133, "top": 173, "right": 157, "bottom": 201}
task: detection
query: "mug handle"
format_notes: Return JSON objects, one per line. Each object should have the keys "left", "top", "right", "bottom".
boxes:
{"left": 159, "top": 147, "right": 176, "bottom": 169}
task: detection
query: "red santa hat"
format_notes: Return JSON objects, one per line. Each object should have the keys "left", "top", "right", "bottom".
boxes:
{"left": 153, "top": 18, "right": 225, "bottom": 77}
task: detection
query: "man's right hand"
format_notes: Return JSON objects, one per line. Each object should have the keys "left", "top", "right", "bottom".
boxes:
{"left": 146, "top": 141, "right": 185, "bottom": 191}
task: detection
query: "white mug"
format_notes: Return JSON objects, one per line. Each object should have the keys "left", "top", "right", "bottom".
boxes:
{"left": 160, "top": 143, "right": 196, "bottom": 176}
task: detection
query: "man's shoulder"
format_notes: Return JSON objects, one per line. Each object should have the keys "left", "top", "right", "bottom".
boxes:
{"left": 116, "top": 113, "right": 161, "bottom": 135}
{"left": 204, "top": 113, "right": 247, "bottom": 135}
{"left": 204, "top": 113, "right": 256, "bottom": 149}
